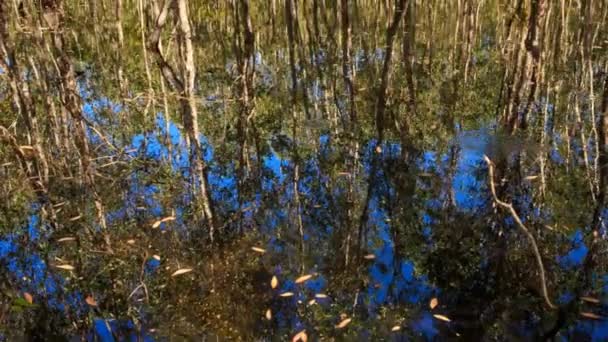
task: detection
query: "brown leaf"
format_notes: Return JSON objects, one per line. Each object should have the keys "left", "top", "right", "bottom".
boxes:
{"left": 54, "top": 264, "right": 75, "bottom": 271}
{"left": 292, "top": 330, "right": 307, "bottom": 342}
{"left": 126, "top": 239, "right": 135, "bottom": 245}
{"left": 271, "top": 276, "right": 279, "bottom": 289}
{"left": 581, "top": 296, "right": 601, "bottom": 304}
{"left": 580, "top": 311, "right": 602, "bottom": 320}
{"left": 433, "top": 314, "right": 451, "bottom": 322}
{"left": 57, "top": 237, "right": 76, "bottom": 242}
{"left": 295, "top": 274, "right": 313, "bottom": 284}
{"left": 171, "top": 268, "right": 193, "bottom": 277}
{"left": 251, "top": 246, "right": 266, "bottom": 254}
{"left": 23, "top": 292, "right": 33, "bottom": 304}
{"left": 85, "top": 295, "right": 98, "bottom": 307}
{"left": 429, "top": 297, "right": 439, "bottom": 309}
{"left": 336, "top": 317, "right": 352, "bottom": 329}
{"left": 151, "top": 216, "right": 176, "bottom": 228}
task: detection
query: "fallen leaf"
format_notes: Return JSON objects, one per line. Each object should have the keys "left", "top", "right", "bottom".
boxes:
{"left": 280, "top": 292, "right": 294, "bottom": 297}
{"left": 580, "top": 311, "right": 602, "bottom": 320}
{"left": 69, "top": 215, "right": 82, "bottom": 221}
{"left": 295, "top": 274, "right": 313, "bottom": 284}
{"left": 126, "top": 239, "right": 135, "bottom": 245}
{"left": 391, "top": 325, "right": 401, "bottom": 332}
{"left": 265, "top": 309, "right": 272, "bottom": 320}
{"left": 430, "top": 297, "right": 439, "bottom": 309}
{"left": 271, "top": 276, "right": 279, "bottom": 289}
{"left": 375, "top": 146, "right": 382, "bottom": 153}
{"left": 23, "top": 292, "right": 33, "bottom": 304}
{"left": 151, "top": 216, "right": 176, "bottom": 228}
{"left": 292, "top": 330, "right": 307, "bottom": 342}
{"left": 315, "top": 293, "right": 328, "bottom": 299}
{"left": 57, "top": 237, "right": 76, "bottom": 242}
{"left": 524, "top": 175, "right": 539, "bottom": 181}
{"left": 336, "top": 317, "right": 352, "bottom": 329}
{"left": 171, "top": 268, "right": 193, "bottom": 277}
{"left": 152, "top": 255, "right": 161, "bottom": 261}
{"left": 363, "top": 254, "right": 376, "bottom": 260}
{"left": 433, "top": 314, "right": 451, "bottom": 322}
{"left": 85, "top": 295, "right": 98, "bottom": 306}
{"left": 54, "top": 264, "right": 75, "bottom": 271}
{"left": 251, "top": 246, "right": 266, "bottom": 254}
{"left": 308, "top": 299, "right": 316, "bottom": 305}
{"left": 581, "top": 296, "right": 600, "bottom": 304}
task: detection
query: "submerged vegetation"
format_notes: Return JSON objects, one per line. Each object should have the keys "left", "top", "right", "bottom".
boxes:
{"left": 1, "top": 0, "right": 608, "bottom": 340}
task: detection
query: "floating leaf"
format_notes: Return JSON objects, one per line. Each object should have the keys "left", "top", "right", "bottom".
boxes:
{"left": 580, "top": 311, "right": 602, "bottom": 320}
{"left": 315, "top": 293, "right": 328, "bottom": 299}
{"left": 251, "top": 246, "right": 266, "bottom": 254}
{"left": 391, "top": 325, "right": 401, "bottom": 332}
{"left": 54, "top": 264, "right": 75, "bottom": 271}
{"left": 23, "top": 293, "right": 33, "bottom": 304}
{"left": 433, "top": 314, "right": 451, "bottom": 322}
{"left": 85, "top": 295, "right": 98, "bottom": 306}
{"left": 265, "top": 309, "right": 272, "bottom": 320}
{"left": 57, "top": 237, "right": 76, "bottom": 242}
{"left": 152, "top": 255, "right": 161, "bottom": 261}
{"left": 363, "top": 254, "right": 375, "bottom": 260}
{"left": 581, "top": 296, "right": 600, "bottom": 304}
{"left": 151, "top": 216, "right": 176, "bottom": 228}
{"left": 336, "top": 317, "right": 352, "bottom": 329}
{"left": 171, "top": 268, "right": 193, "bottom": 277}
{"left": 292, "top": 330, "right": 307, "bottom": 342}
{"left": 430, "top": 297, "right": 439, "bottom": 309}
{"left": 295, "top": 274, "right": 313, "bottom": 284}
{"left": 271, "top": 276, "right": 279, "bottom": 289}
{"left": 280, "top": 292, "right": 294, "bottom": 297}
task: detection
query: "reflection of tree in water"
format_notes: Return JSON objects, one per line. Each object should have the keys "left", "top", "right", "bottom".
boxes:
{"left": 1, "top": 0, "right": 608, "bottom": 340}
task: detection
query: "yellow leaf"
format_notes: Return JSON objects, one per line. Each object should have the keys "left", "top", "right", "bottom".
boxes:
{"left": 295, "top": 274, "right": 313, "bottom": 284}
{"left": 171, "top": 268, "right": 193, "bottom": 277}
{"left": 433, "top": 314, "right": 451, "bottom": 322}
{"left": 363, "top": 254, "right": 375, "bottom": 260}
{"left": 271, "top": 276, "right": 279, "bottom": 289}
{"left": 581, "top": 296, "right": 600, "bottom": 304}
{"left": 85, "top": 295, "right": 98, "bottom": 306}
{"left": 292, "top": 330, "right": 307, "bottom": 342}
{"left": 152, "top": 255, "right": 161, "bottom": 261}
{"left": 315, "top": 293, "right": 328, "bottom": 299}
{"left": 429, "top": 297, "right": 439, "bottom": 309}
{"left": 391, "top": 325, "right": 401, "bottom": 332}
{"left": 54, "top": 264, "right": 75, "bottom": 271}
{"left": 336, "top": 317, "right": 352, "bottom": 329}
{"left": 580, "top": 311, "right": 602, "bottom": 320}
{"left": 57, "top": 237, "right": 76, "bottom": 242}
{"left": 251, "top": 246, "right": 266, "bottom": 254}
{"left": 280, "top": 292, "right": 294, "bottom": 297}
{"left": 24, "top": 292, "right": 33, "bottom": 304}
{"left": 265, "top": 309, "right": 272, "bottom": 320}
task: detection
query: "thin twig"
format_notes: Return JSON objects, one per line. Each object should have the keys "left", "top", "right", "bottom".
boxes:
{"left": 484, "top": 155, "right": 556, "bottom": 310}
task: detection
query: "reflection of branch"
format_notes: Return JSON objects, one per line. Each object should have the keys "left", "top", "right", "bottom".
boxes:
{"left": 484, "top": 155, "right": 556, "bottom": 310}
